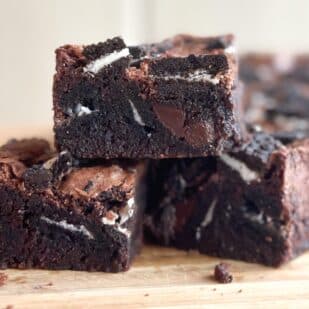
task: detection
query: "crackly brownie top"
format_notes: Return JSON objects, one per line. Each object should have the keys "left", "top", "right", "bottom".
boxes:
{"left": 0, "top": 139, "right": 137, "bottom": 201}
{"left": 232, "top": 132, "right": 283, "bottom": 170}
{"left": 55, "top": 34, "right": 237, "bottom": 86}
{"left": 133, "top": 34, "right": 235, "bottom": 58}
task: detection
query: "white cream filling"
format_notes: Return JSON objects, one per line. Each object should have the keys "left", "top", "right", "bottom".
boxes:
{"left": 129, "top": 99, "right": 145, "bottom": 126}
{"left": 150, "top": 69, "right": 220, "bottom": 85}
{"left": 224, "top": 45, "right": 236, "bottom": 54}
{"left": 220, "top": 154, "right": 259, "bottom": 183}
{"left": 116, "top": 226, "right": 131, "bottom": 238}
{"left": 196, "top": 199, "right": 217, "bottom": 241}
{"left": 84, "top": 48, "right": 130, "bottom": 74}
{"left": 42, "top": 157, "right": 57, "bottom": 170}
{"left": 101, "top": 210, "right": 119, "bottom": 225}
{"left": 119, "top": 197, "right": 135, "bottom": 225}
{"left": 196, "top": 228, "right": 201, "bottom": 241}
{"left": 200, "top": 199, "right": 217, "bottom": 228}
{"left": 101, "top": 197, "right": 135, "bottom": 238}
{"left": 243, "top": 211, "right": 264, "bottom": 224}
{"left": 178, "top": 175, "right": 187, "bottom": 190}
{"left": 41, "top": 216, "right": 94, "bottom": 239}
{"left": 75, "top": 103, "right": 93, "bottom": 116}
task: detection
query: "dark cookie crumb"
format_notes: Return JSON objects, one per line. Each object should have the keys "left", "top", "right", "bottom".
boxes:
{"left": 238, "top": 289, "right": 242, "bottom": 293}
{"left": 214, "top": 263, "right": 233, "bottom": 284}
{"left": 0, "top": 272, "right": 8, "bottom": 286}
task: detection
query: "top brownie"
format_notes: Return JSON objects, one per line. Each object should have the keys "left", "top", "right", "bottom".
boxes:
{"left": 53, "top": 34, "right": 244, "bottom": 159}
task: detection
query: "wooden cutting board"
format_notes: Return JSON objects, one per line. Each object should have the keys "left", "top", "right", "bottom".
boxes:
{"left": 0, "top": 126, "right": 308, "bottom": 308}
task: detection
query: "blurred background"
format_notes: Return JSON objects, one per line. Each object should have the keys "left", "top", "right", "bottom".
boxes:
{"left": 1, "top": 0, "right": 309, "bottom": 126}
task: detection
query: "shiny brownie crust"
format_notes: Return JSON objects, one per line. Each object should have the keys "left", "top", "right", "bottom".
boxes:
{"left": 0, "top": 139, "right": 145, "bottom": 272}
{"left": 53, "top": 34, "right": 244, "bottom": 159}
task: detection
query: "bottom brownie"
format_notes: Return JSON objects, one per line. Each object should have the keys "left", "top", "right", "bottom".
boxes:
{"left": 0, "top": 139, "right": 146, "bottom": 272}
{"left": 144, "top": 133, "right": 309, "bottom": 266}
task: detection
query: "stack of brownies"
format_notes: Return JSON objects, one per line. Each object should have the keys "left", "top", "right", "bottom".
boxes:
{"left": 0, "top": 34, "right": 308, "bottom": 272}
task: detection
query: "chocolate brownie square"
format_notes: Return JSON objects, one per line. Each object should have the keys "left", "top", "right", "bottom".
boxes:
{"left": 53, "top": 34, "right": 245, "bottom": 159}
{"left": 0, "top": 139, "right": 146, "bottom": 272}
{"left": 240, "top": 54, "right": 309, "bottom": 139}
{"left": 144, "top": 133, "right": 309, "bottom": 266}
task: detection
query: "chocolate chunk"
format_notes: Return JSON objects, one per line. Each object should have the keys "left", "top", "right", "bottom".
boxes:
{"left": 153, "top": 104, "right": 185, "bottom": 138}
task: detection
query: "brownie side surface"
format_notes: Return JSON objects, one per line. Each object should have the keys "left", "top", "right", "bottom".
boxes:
{"left": 53, "top": 34, "right": 245, "bottom": 159}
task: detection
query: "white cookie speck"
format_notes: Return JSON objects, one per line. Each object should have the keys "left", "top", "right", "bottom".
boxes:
{"left": 196, "top": 199, "right": 217, "bottom": 241}
{"left": 220, "top": 154, "right": 259, "bottom": 183}
{"left": 150, "top": 69, "right": 220, "bottom": 85}
{"left": 129, "top": 99, "right": 145, "bottom": 126}
{"left": 84, "top": 48, "right": 130, "bottom": 74}
{"left": 41, "top": 216, "right": 94, "bottom": 239}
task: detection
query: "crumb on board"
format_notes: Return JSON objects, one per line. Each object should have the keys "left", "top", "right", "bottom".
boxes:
{"left": 214, "top": 262, "right": 233, "bottom": 284}
{"left": 0, "top": 272, "right": 8, "bottom": 287}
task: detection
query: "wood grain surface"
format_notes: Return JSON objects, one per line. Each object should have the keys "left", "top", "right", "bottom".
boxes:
{"left": 0, "top": 126, "right": 308, "bottom": 308}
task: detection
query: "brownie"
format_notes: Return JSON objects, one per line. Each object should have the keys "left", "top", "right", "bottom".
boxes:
{"left": 144, "top": 133, "right": 309, "bottom": 266}
{"left": 53, "top": 34, "right": 245, "bottom": 159}
{"left": 0, "top": 139, "right": 146, "bottom": 272}
{"left": 240, "top": 54, "right": 309, "bottom": 139}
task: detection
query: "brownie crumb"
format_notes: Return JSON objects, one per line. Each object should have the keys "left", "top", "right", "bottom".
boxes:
{"left": 0, "top": 272, "right": 8, "bottom": 286}
{"left": 144, "top": 293, "right": 149, "bottom": 297}
{"left": 238, "top": 289, "right": 242, "bottom": 293}
{"left": 214, "top": 263, "right": 233, "bottom": 284}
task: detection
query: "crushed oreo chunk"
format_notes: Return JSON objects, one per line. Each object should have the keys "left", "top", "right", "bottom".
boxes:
{"left": 23, "top": 151, "right": 74, "bottom": 190}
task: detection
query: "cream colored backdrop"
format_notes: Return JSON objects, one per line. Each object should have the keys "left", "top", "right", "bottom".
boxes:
{"left": 0, "top": 0, "right": 308, "bottom": 126}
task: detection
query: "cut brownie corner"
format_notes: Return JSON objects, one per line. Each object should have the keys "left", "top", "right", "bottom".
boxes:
{"left": 144, "top": 132, "right": 309, "bottom": 267}
{"left": 0, "top": 138, "right": 146, "bottom": 272}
